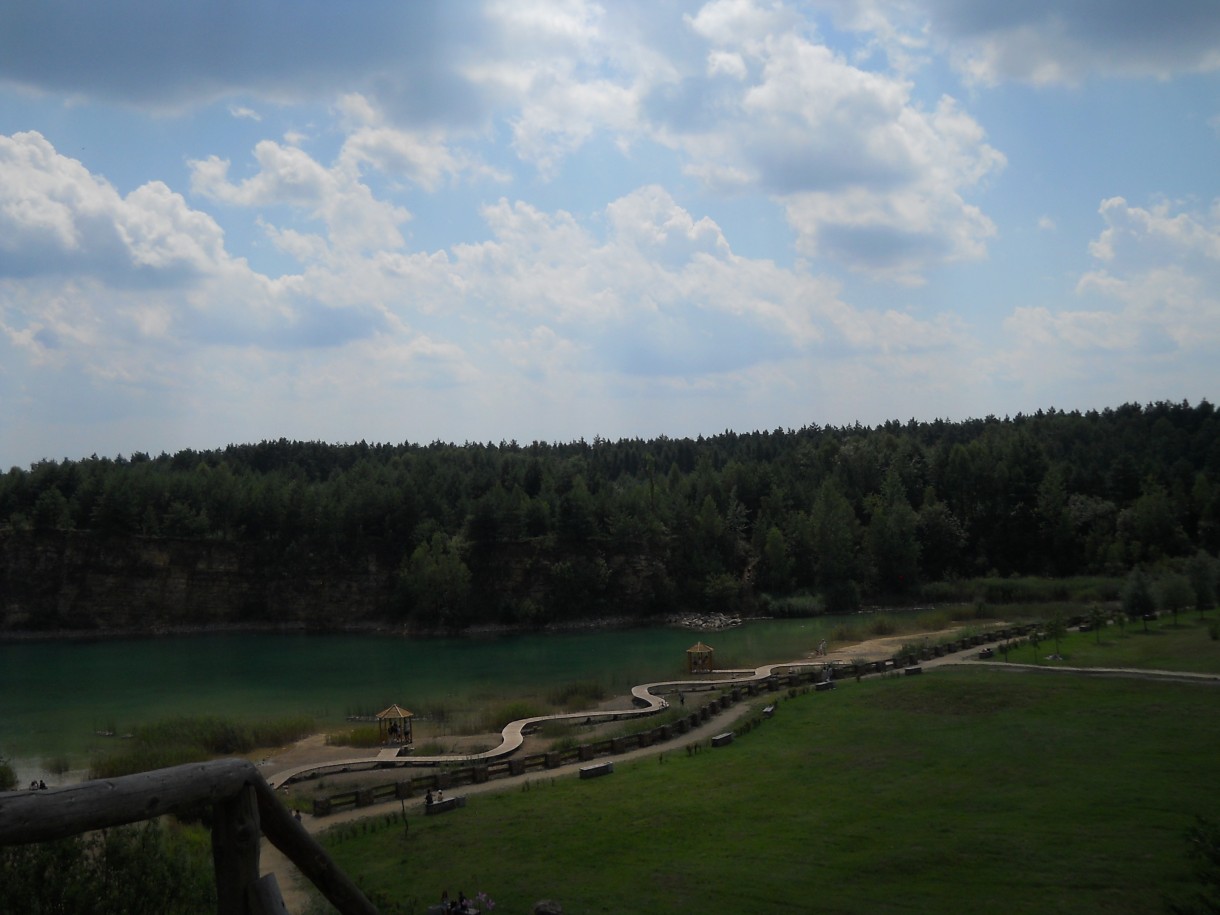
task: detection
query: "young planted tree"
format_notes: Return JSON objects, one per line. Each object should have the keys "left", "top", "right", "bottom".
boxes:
{"left": 1045, "top": 609, "right": 1068, "bottom": 659}
{"left": 1088, "top": 604, "right": 1108, "bottom": 645}
{"left": 1123, "top": 567, "right": 1157, "bottom": 633}
{"left": 1188, "top": 551, "right": 1218, "bottom": 619}
{"left": 1158, "top": 573, "right": 1195, "bottom": 627}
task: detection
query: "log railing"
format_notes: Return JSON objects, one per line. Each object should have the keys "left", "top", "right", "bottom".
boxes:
{"left": 0, "top": 759, "right": 378, "bottom": 915}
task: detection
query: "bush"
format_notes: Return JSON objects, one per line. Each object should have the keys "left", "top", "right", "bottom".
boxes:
{"left": 479, "top": 701, "right": 546, "bottom": 731}
{"left": 88, "top": 715, "right": 314, "bottom": 779}
{"left": 0, "top": 821, "right": 214, "bottom": 915}
{"left": 764, "top": 593, "right": 824, "bottom": 617}
{"left": 547, "top": 681, "right": 607, "bottom": 710}
{"left": 0, "top": 754, "right": 15, "bottom": 791}
{"left": 867, "top": 617, "right": 898, "bottom": 636}
{"left": 325, "top": 725, "right": 382, "bottom": 749}
{"left": 42, "top": 755, "right": 72, "bottom": 777}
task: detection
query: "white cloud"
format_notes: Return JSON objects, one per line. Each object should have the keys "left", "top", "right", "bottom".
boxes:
{"left": 0, "top": 131, "right": 228, "bottom": 280}
{"left": 4, "top": 131, "right": 964, "bottom": 416}
{"left": 823, "top": 0, "right": 1220, "bottom": 86}
{"left": 662, "top": 9, "right": 1005, "bottom": 280}
{"left": 228, "top": 105, "right": 262, "bottom": 122}
{"left": 190, "top": 140, "right": 410, "bottom": 257}
{"left": 996, "top": 196, "right": 1220, "bottom": 401}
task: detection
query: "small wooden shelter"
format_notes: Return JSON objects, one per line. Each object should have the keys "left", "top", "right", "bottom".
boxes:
{"left": 376, "top": 704, "right": 414, "bottom": 745}
{"left": 686, "top": 641, "right": 714, "bottom": 674}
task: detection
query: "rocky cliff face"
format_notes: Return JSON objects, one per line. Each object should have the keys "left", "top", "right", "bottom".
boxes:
{"left": 0, "top": 530, "right": 394, "bottom": 632}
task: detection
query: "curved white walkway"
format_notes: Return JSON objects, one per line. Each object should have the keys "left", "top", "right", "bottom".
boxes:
{"left": 266, "top": 659, "right": 829, "bottom": 788}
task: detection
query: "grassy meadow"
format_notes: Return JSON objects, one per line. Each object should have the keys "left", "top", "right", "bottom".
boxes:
{"left": 309, "top": 618, "right": 1220, "bottom": 914}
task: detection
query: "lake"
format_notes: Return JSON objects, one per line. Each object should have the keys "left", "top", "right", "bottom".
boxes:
{"left": 0, "top": 618, "right": 849, "bottom": 782}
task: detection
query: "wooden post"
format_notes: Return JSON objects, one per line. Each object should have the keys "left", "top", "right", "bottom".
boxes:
{"left": 253, "top": 779, "right": 380, "bottom": 915}
{"left": 212, "top": 782, "right": 261, "bottom": 915}
{"left": 0, "top": 760, "right": 379, "bottom": 915}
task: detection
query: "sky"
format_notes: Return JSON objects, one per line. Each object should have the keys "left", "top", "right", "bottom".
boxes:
{"left": 1, "top": 1, "right": 1219, "bottom": 469}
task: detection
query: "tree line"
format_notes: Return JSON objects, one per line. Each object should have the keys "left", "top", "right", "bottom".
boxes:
{"left": 2, "top": 400, "right": 1218, "bottom": 629}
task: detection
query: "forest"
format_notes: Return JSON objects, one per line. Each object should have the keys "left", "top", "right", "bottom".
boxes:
{"left": 2, "top": 400, "right": 1218, "bottom": 632}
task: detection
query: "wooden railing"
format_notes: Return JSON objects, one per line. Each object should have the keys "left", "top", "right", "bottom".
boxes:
{"left": 0, "top": 759, "right": 378, "bottom": 915}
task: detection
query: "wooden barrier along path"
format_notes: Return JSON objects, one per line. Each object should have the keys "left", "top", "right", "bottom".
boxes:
{"left": 0, "top": 759, "right": 377, "bottom": 915}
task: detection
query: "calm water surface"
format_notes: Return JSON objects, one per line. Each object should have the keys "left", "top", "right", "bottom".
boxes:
{"left": 0, "top": 618, "right": 844, "bottom": 777}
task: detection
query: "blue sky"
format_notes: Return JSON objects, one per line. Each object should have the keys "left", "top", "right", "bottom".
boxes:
{"left": 1, "top": 0, "right": 1218, "bottom": 468}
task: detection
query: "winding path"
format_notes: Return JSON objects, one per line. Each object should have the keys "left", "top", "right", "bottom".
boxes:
{"left": 265, "top": 659, "right": 829, "bottom": 788}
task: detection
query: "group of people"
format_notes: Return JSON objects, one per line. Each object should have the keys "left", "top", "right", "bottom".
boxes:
{"left": 27, "top": 780, "right": 47, "bottom": 790}
{"left": 424, "top": 787, "right": 444, "bottom": 805}
{"left": 438, "top": 889, "right": 475, "bottom": 913}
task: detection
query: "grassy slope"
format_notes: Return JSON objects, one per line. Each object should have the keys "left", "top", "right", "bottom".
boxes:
{"left": 1008, "top": 616, "right": 1220, "bottom": 673}
{"left": 318, "top": 623, "right": 1220, "bottom": 913}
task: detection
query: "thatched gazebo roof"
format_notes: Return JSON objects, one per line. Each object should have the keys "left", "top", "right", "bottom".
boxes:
{"left": 686, "top": 641, "right": 714, "bottom": 673}
{"left": 376, "top": 704, "right": 414, "bottom": 745}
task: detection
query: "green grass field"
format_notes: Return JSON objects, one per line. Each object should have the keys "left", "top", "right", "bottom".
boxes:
{"left": 1003, "top": 615, "right": 1220, "bottom": 673}
{"left": 312, "top": 636, "right": 1220, "bottom": 913}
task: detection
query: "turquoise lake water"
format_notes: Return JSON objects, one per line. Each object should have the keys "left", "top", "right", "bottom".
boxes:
{"left": 0, "top": 618, "right": 846, "bottom": 778}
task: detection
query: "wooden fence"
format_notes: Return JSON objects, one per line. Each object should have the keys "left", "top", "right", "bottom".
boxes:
{"left": 0, "top": 758, "right": 378, "bottom": 915}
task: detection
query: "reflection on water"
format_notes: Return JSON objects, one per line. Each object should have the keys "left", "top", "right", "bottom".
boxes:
{"left": 0, "top": 618, "right": 845, "bottom": 778}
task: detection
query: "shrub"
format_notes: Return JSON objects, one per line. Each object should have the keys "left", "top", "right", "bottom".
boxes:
{"left": 478, "top": 701, "right": 547, "bottom": 731}
{"left": 867, "top": 617, "right": 898, "bottom": 636}
{"left": 0, "top": 754, "right": 15, "bottom": 791}
{"left": 0, "top": 821, "right": 214, "bottom": 915}
{"left": 88, "top": 714, "right": 314, "bottom": 779}
{"left": 325, "top": 725, "right": 382, "bottom": 749}
{"left": 547, "top": 681, "right": 606, "bottom": 710}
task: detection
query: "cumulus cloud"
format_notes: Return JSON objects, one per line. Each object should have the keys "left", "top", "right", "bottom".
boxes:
{"left": 0, "top": 131, "right": 390, "bottom": 369}
{"left": 0, "top": 131, "right": 227, "bottom": 282}
{"left": 3, "top": 130, "right": 963, "bottom": 417}
{"left": 0, "top": 3, "right": 478, "bottom": 111}
{"left": 190, "top": 140, "right": 411, "bottom": 257}
{"left": 822, "top": 0, "right": 1220, "bottom": 86}
{"left": 661, "top": 3, "right": 1004, "bottom": 280}
{"left": 997, "top": 196, "right": 1220, "bottom": 400}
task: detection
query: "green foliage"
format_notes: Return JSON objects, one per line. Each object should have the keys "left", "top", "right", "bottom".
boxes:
{"left": 0, "top": 753, "right": 15, "bottom": 791}
{"left": 89, "top": 715, "right": 313, "bottom": 778}
{"left": 0, "top": 821, "right": 215, "bottom": 915}
{"left": 41, "top": 755, "right": 71, "bottom": 777}
{"left": 478, "top": 701, "right": 547, "bottom": 731}
{"left": 2, "top": 401, "right": 1218, "bottom": 630}
{"left": 397, "top": 532, "right": 472, "bottom": 629}
{"left": 1167, "top": 818, "right": 1220, "bottom": 915}
{"left": 326, "top": 725, "right": 382, "bottom": 749}
{"left": 1160, "top": 573, "right": 1196, "bottom": 625}
{"left": 1123, "top": 567, "right": 1157, "bottom": 630}
{"left": 546, "top": 680, "right": 607, "bottom": 710}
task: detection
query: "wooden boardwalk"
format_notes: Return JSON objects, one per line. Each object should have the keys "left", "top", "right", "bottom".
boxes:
{"left": 266, "top": 659, "right": 828, "bottom": 789}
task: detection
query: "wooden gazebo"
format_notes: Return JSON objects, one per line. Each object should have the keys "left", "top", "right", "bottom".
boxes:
{"left": 376, "top": 704, "right": 414, "bottom": 745}
{"left": 686, "top": 641, "right": 714, "bottom": 674}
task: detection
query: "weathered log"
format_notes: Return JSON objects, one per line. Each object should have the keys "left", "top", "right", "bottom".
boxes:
{"left": 247, "top": 874, "right": 291, "bottom": 915}
{"left": 0, "top": 758, "right": 256, "bottom": 845}
{"left": 253, "top": 778, "right": 380, "bottom": 915}
{"left": 0, "top": 759, "right": 379, "bottom": 915}
{"left": 213, "top": 783, "right": 261, "bottom": 915}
